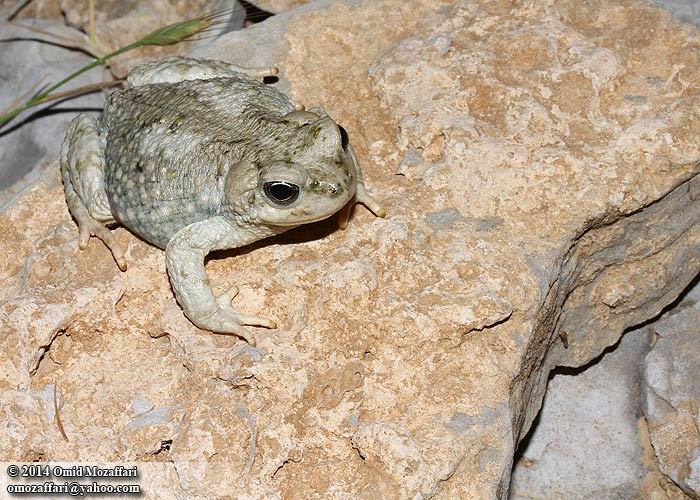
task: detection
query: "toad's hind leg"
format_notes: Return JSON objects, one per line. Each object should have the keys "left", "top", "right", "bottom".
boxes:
{"left": 60, "top": 114, "right": 127, "bottom": 271}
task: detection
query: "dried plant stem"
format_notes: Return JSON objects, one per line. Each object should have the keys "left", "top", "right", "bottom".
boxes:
{"left": 54, "top": 383, "right": 69, "bottom": 442}
{"left": 1, "top": 21, "right": 93, "bottom": 53}
{"left": 4, "top": 0, "right": 33, "bottom": 21}
{"left": 37, "top": 80, "right": 125, "bottom": 104}
{"left": 0, "top": 77, "right": 45, "bottom": 118}
{"left": 88, "top": 0, "right": 96, "bottom": 50}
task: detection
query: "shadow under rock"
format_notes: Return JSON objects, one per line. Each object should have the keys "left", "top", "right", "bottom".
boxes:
{"left": 239, "top": 0, "right": 276, "bottom": 24}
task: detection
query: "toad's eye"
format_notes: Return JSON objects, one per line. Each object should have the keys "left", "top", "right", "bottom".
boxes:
{"left": 338, "top": 125, "right": 349, "bottom": 151}
{"left": 263, "top": 181, "right": 300, "bottom": 205}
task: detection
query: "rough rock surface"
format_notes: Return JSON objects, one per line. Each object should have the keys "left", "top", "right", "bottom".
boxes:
{"left": 0, "top": 0, "right": 62, "bottom": 19}
{"left": 1, "top": 0, "right": 699, "bottom": 498}
{"left": 643, "top": 282, "right": 700, "bottom": 496}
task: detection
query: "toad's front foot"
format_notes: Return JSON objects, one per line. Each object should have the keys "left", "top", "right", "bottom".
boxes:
{"left": 338, "top": 181, "right": 387, "bottom": 229}
{"left": 165, "top": 217, "right": 281, "bottom": 345}
{"left": 190, "top": 286, "right": 277, "bottom": 346}
{"left": 76, "top": 212, "right": 127, "bottom": 271}
{"left": 60, "top": 113, "right": 127, "bottom": 271}
{"left": 64, "top": 184, "right": 127, "bottom": 271}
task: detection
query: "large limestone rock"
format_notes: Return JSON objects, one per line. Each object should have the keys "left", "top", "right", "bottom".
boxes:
{"left": 1, "top": 0, "right": 698, "bottom": 497}
{"left": 656, "top": 0, "right": 700, "bottom": 26}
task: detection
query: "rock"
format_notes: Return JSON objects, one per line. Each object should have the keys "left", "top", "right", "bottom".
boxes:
{"left": 510, "top": 327, "right": 657, "bottom": 497}
{"left": 643, "top": 282, "right": 700, "bottom": 496}
{"left": 0, "top": 21, "right": 103, "bottom": 206}
{"left": 1, "top": 0, "right": 699, "bottom": 497}
{"left": 510, "top": 281, "right": 700, "bottom": 498}
{"left": 57, "top": 0, "right": 243, "bottom": 77}
{"left": 656, "top": 0, "right": 700, "bottom": 26}
{"left": 248, "top": 0, "right": 308, "bottom": 13}
{"left": 1, "top": 0, "right": 62, "bottom": 20}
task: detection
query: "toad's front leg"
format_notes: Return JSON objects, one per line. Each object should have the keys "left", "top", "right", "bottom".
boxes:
{"left": 165, "top": 216, "right": 278, "bottom": 345}
{"left": 60, "top": 114, "right": 127, "bottom": 271}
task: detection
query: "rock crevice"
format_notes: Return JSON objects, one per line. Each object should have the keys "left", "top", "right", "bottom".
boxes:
{"left": 514, "top": 171, "right": 699, "bottom": 448}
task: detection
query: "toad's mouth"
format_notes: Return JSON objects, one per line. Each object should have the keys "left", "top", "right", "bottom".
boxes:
{"left": 263, "top": 193, "right": 359, "bottom": 227}
{"left": 264, "top": 208, "right": 344, "bottom": 227}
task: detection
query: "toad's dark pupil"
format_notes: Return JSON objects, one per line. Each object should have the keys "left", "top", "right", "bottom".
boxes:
{"left": 338, "top": 125, "right": 349, "bottom": 151}
{"left": 264, "top": 181, "right": 300, "bottom": 205}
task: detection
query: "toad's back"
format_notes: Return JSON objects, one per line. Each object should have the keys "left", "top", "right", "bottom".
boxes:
{"left": 100, "top": 77, "right": 295, "bottom": 248}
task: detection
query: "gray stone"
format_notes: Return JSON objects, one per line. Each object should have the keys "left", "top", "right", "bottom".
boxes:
{"left": 0, "top": 21, "right": 103, "bottom": 207}
{"left": 643, "top": 281, "right": 700, "bottom": 496}
{"left": 657, "top": 0, "right": 700, "bottom": 26}
{"left": 510, "top": 328, "right": 653, "bottom": 497}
